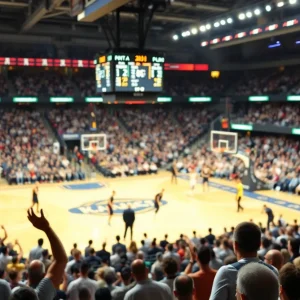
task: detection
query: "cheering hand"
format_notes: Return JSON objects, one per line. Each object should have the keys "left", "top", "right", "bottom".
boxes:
{"left": 27, "top": 209, "right": 50, "bottom": 231}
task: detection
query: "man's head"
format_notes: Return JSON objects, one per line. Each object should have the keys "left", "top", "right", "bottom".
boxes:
{"left": 80, "top": 261, "right": 90, "bottom": 277}
{"left": 167, "top": 243, "right": 174, "bottom": 252}
{"left": 28, "top": 260, "right": 45, "bottom": 287}
{"left": 11, "top": 287, "right": 39, "bottom": 300}
{"left": 9, "top": 270, "right": 21, "bottom": 283}
{"left": 73, "top": 249, "right": 81, "bottom": 260}
{"left": 120, "top": 266, "right": 132, "bottom": 284}
{"left": 197, "top": 246, "right": 211, "bottom": 265}
{"left": 0, "top": 268, "right": 5, "bottom": 279}
{"left": 95, "top": 288, "right": 112, "bottom": 300}
{"left": 144, "top": 233, "right": 147, "bottom": 238}
{"left": 103, "top": 268, "right": 117, "bottom": 286}
{"left": 233, "top": 222, "right": 261, "bottom": 259}
{"left": 116, "top": 235, "right": 120, "bottom": 242}
{"left": 263, "top": 204, "right": 267, "bottom": 209}
{"left": 265, "top": 250, "right": 284, "bottom": 271}
{"left": 163, "top": 257, "right": 178, "bottom": 277}
{"left": 88, "top": 240, "right": 93, "bottom": 246}
{"left": 131, "top": 259, "right": 148, "bottom": 282}
{"left": 161, "top": 188, "right": 165, "bottom": 193}
{"left": 164, "top": 234, "right": 168, "bottom": 239}
{"left": 89, "top": 248, "right": 95, "bottom": 256}
{"left": 79, "top": 287, "right": 91, "bottom": 300}
{"left": 208, "top": 228, "right": 212, "bottom": 233}
{"left": 38, "top": 238, "right": 43, "bottom": 247}
{"left": 127, "top": 204, "right": 131, "bottom": 209}
{"left": 279, "top": 263, "right": 300, "bottom": 300}
{"left": 136, "top": 251, "right": 145, "bottom": 260}
{"left": 288, "top": 238, "right": 300, "bottom": 256}
{"left": 112, "top": 191, "right": 116, "bottom": 196}
{"left": 173, "top": 275, "right": 194, "bottom": 300}
{"left": 236, "top": 263, "right": 279, "bottom": 300}
{"left": 42, "top": 249, "right": 49, "bottom": 259}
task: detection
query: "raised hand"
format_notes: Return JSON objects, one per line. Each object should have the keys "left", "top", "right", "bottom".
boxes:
{"left": 27, "top": 209, "right": 50, "bottom": 231}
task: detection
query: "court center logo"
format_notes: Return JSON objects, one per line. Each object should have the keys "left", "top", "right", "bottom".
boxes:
{"left": 69, "top": 198, "right": 168, "bottom": 215}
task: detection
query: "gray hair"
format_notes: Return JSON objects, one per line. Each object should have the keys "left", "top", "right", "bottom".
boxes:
{"left": 237, "top": 263, "right": 279, "bottom": 300}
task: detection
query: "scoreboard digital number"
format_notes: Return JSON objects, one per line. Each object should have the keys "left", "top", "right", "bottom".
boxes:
{"left": 95, "top": 55, "right": 112, "bottom": 93}
{"left": 114, "top": 53, "right": 164, "bottom": 92}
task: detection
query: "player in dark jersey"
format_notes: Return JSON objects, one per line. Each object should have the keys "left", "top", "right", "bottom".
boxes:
{"left": 30, "top": 182, "right": 39, "bottom": 213}
{"left": 108, "top": 191, "right": 116, "bottom": 226}
{"left": 154, "top": 189, "right": 165, "bottom": 214}
{"left": 171, "top": 161, "right": 178, "bottom": 184}
{"left": 262, "top": 205, "right": 275, "bottom": 230}
{"left": 201, "top": 164, "right": 210, "bottom": 192}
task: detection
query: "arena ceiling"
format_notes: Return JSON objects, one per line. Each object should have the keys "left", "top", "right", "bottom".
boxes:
{"left": 0, "top": 0, "right": 300, "bottom": 63}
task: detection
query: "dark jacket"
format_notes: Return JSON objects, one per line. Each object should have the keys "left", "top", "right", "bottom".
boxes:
{"left": 123, "top": 208, "right": 135, "bottom": 225}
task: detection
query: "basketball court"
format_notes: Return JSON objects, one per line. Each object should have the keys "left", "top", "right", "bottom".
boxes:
{"left": 1, "top": 173, "right": 299, "bottom": 256}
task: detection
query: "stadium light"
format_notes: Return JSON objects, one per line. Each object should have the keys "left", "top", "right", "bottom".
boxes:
{"left": 191, "top": 28, "right": 198, "bottom": 34}
{"left": 246, "top": 11, "right": 252, "bottom": 18}
{"left": 265, "top": 4, "right": 272, "bottom": 11}
{"left": 277, "top": 1, "right": 284, "bottom": 7}
{"left": 227, "top": 17, "right": 233, "bottom": 24}
{"left": 238, "top": 13, "right": 246, "bottom": 20}
{"left": 173, "top": 34, "right": 179, "bottom": 40}
{"left": 220, "top": 20, "right": 226, "bottom": 25}
{"left": 214, "top": 22, "right": 220, "bottom": 27}
{"left": 206, "top": 24, "right": 211, "bottom": 30}
{"left": 199, "top": 25, "right": 206, "bottom": 32}
{"left": 289, "top": 0, "right": 297, "bottom": 4}
{"left": 254, "top": 8, "right": 261, "bottom": 15}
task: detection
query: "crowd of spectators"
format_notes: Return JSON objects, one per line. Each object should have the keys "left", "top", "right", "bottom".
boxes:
{"left": 12, "top": 74, "right": 74, "bottom": 96}
{"left": 174, "top": 135, "right": 300, "bottom": 195}
{"left": 0, "top": 74, "right": 9, "bottom": 96}
{"left": 1, "top": 209, "right": 300, "bottom": 300}
{"left": 233, "top": 104, "right": 300, "bottom": 127}
{"left": 48, "top": 107, "right": 214, "bottom": 178}
{"left": 233, "top": 69, "right": 300, "bottom": 96}
{"left": 0, "top": 109, "right": 85, "bottom": 185}
{"left": 239, "top": 136, "right": 300, "bottom": 194}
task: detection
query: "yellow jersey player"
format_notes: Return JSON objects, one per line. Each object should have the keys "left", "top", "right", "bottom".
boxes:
{"left": 236, "top": 177, "right": 244, "bottom": 212}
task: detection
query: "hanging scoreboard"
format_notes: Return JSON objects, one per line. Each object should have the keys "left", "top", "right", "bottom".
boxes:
{"left": 95, "top": 55, "right": 113, "bottom": 93}
{"left": 95, "top": 51, "right": 165, "bottom": 94}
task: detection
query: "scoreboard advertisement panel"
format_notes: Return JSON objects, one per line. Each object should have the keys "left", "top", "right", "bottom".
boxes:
{"left": 95, "top": 51, "right": 165, "bottom": 93}
{"left": 114, "top": 53, "right": 164, "bottom": 92}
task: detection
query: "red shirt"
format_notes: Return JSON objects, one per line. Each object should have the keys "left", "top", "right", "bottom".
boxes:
{"left": 188, "top": 268, "right": 217, "bottom": 300}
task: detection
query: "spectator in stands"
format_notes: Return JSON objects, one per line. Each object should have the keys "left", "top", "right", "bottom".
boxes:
{"left": 258, "top": 237, "right": 272, "bottom": 258}
{"left": 236, "top": 263, "right": 279, "bottom": 300}
{"left": 127, "top": 241, "right": 138, "bottom": 263}
{"left": 151, "top": 252, "right": 164, "bottom": 281}
{"left": 223, "top": 256, "right": 238, "bottom": 265}
{"left": 12, "top": 209, "right": 68, "bottom": 300}
{"left": 8, "top": 270, "right": 25, "bottom": 290}
{"left": 279, "top": 263, "right": 300, "bottom": 300}
{"left": 10, "top": 287, "right": 39, "bottom": 300}
{"left": 112, "top": 236, "right": 126, "bottom": 255}
{"left": 85, "top": 240, "right": 93, "bottom": 257}
{"left": 218, "top": 239, "right": 234, "bottom": 262}
{"left": 67, "top": 261, "right": 98, "bottom": 300}
{"left": 124, "top": 259, "right": 173, "bottom": 300}
{"left": 0, "top": 241, "right": 23, "bottom": 271}
{"left": 161, "top": 257, "right": 178, "bottom": 295}
{"left": 264, "top": 249, "right": 284, "bottom": 271}
{"left": 210, "top": 222, "right": 278, "bottom": 300}
{"left": 7, "top": 255, "right": 25, "bottom": 273}
{"left": 96, "top": 242, "right": 111, "bottom": 263}
{"left": 111, "top": 266, "right": 135, "bottom": 300}
{"left": 65, "top": 249, "right": 82, "bottom": 275}
{"left": 0, "top": 267, "right": 11, "bottom": 300}
{"left": 209, "top": 249, "right": 223, "bottom": 271}
{"left": 184, "top": 244, "right": 216, "bottom": 300}
{"left": 173, "top": 275, "right": 195, "bottom": 300}
{"left": 95, "top": 287, "right": 112, "bottom": 300}
{"left": 205, "top": 228, "right": 216, "bottom": 246}
{"left": 40, "top": 249, "right": 52, "bottom": 271}
{"left": 85, "top": 248, "right": 101, "bottom": 269}
{"left": 163, "top": 244, "right": 181, "bottom": 267}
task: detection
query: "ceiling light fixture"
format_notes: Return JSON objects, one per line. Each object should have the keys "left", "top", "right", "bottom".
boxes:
{"left": 265, "top": 4, "right": 272, "bottom": 11}
{"left": 220, "top": 20, "right": 226, "bottom": 25}
{"left": 191, "top": 28, "right": 198, "bottom": 34}
{"left": 227, "top": 17, "right": 233, "bottom": 24}
{"left": 254, "top": 8, "right": 261, "bottom": 15}
{"left": 199, "top": 25, "right": 206, "bottom": 32}
{"left": 246, "top": 11, "right": 252, "bottom": 18}
{"left": 238, "top": 13, "right": 246, "bottom": 20}
{"left": 173, "top": 34, "right": 179, "bottom": 40}
{"left": 277, "top": 1, "right": 284, "bottom": 7}
{"left": 214, "top": 22, "right": 220, "bottom": 27}
{"left": 206, "top": 24, "right": 211, "bottom": 30}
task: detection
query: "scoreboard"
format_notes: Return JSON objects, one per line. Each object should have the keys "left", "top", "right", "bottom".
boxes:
{"left": 95, "top": 51, "right": 164, "bottom": 94}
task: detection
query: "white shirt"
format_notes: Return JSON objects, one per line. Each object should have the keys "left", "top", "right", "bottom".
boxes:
{"left": 209, "top": 257, "right": 278, "bottom": 300}
{"left": 29, "top": 246, "right": 43, "bottom": 262}
{"left": 124, "top": 279, "right": 173, "bottom": 300}
{"left": 67, "top": 277, "right": 98, "bottom": 300}
{"left": 0, "top": 253, "right": 13, "bottom": 270}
